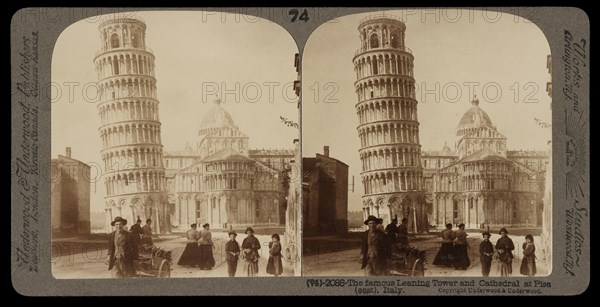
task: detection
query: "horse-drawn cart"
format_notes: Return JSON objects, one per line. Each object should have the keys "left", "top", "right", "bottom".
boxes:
{"left": 134, "top": 245, "right": 172, "bottom": 278}
{"left": 389, "top": 244, "right": 427, "bottom": 276}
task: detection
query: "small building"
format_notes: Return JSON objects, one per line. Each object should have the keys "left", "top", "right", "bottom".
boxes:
{"left": 302, "top": 146, "right": 349, "bottom": 236}
{"left": 51, "top": 147, "right": 91, "bottom": 234}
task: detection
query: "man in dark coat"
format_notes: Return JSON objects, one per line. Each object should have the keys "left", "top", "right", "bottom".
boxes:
{"left": 129, "top": 218, "right": 144, "bottom": 253}
{"left": 385, "top": 217, "right": 399, "bottom": 245}
{"left": 360, "top": 215, "right": 387, "bottom": 276}
{"left": 397, "top": 218, "right": 409, "bottom": 247}
{"left": 107, "top": 216, "right": 137, "bottom": 278}
{"left": 129, "top": 218, "right": 143, "bottom": 236}
{"left": 142, "top": 219, "right": 153, "bottom": 245}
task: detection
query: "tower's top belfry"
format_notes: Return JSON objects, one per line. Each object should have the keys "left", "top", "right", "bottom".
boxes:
{"left": 97, "top": 17, "right": 148, "bottom": 54}
{"left": 354, "top": 14, "right": 410, "bottom": 60}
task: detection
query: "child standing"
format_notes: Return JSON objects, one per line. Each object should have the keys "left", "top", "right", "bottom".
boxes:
{"left": 479, "top": 232, "right": 494, "bottom": 277}
{"left": 520, "top": 234, "right": 537, "bottom": 276}
{"left": 266, "top": 233, "right": 283, "bottom": 276}
{"left": 225, "top": 231, "right": 240, "bottom": 277}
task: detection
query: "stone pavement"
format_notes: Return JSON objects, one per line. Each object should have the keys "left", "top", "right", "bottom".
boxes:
{"left": 170, "top": 232, "right": 295, "bottom": 278}
{"left": 51, "top": 232, "right": 294, "bottom": 278}
{"left": 303, "top": 231, "right": 549, "bottom": 277}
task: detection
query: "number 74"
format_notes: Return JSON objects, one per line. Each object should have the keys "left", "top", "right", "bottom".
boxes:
{"left": 289, "top": 9, "right": 309, "bottom": 22}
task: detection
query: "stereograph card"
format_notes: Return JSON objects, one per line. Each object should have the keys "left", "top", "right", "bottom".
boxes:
{"left": 10, "top": 7, "right": 589, "bottom": 296}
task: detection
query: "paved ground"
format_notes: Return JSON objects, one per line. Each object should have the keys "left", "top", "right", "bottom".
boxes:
{"left": 52, "top": 232, "right": 294, "bottom": 278}
{"left": 51, "top": 230, "right": 548, "bottom": 278}
{"left": 303, "top": 232, "right": 549, "bottom": 277}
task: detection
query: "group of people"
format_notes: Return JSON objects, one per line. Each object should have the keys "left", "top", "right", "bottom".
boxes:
{"left": 432, "top": 223, "right": 471, "bottom": 270}
{"left": 106, "top": 216, "right": 154, "bottom": 278}
{"left": 359, "top": 215, "right": 410, "bottom": 276}
{"left": 433, "top": 225, "right": 537, "bottom": 277}
{"left": 178, "top": 225, "right": 284, "bottom": 277}
{"left": 177, "top": 223, "right": 216, "bottom": 270}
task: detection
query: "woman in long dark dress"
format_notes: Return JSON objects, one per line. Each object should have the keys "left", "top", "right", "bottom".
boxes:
{"left": 433, "top": 223, "right": 456, "bottom": 267}
{"left": 177, "top": 223, "right": 200, "bottom": 267}
{"left": 266, "top": 233, "right": 283, "bottom": 276}
{"left": 453, "top": 224, "right": 470, "bottom": 270}
{"left": 197, "top": 223, "right": 215, "bottom": 270}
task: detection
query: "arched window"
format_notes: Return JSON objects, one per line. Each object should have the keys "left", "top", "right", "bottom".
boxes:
{"left": 370, "top": 33, "right": 379, "bottom": 48}
{"left": 132, "top": 33, "right": 139, "bottom": 48}
{"left": 111, "top": 33, "right": 120, "bottom": 48}
{"left": 390, "top": 33, "right": 399, "bottom": 48}
{"left": 255, "top": 199, "right": 260, "bottom": 218}
{"left": 453, "top": 200, "right": 459, "bottom": 219}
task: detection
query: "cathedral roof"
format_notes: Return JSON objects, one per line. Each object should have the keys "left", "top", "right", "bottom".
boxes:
{"left": 202, "top": 148, "right": 253, "bottom": 162}
{"left": 457, "top": 96, "right": 494, "bottom": 131}
{"left": 459, "top": 148, "right": 511, "bottom": 163}
{"left": 506, "top": 150, "right": 548, "bottom": 157}
{"left": 249, "top": 149, "right": 295, "bottom": 156}
{"left": 199, "top": 98, "right": 236, "bottom": 132}
{"left": 423, "top": 142, "right": 457, "bottom": 157}
{"left": 165, "top": 142, "right": 197, "bottom": 156}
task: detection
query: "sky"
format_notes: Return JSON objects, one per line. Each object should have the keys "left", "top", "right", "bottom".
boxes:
{"left": 51, "top": 11, "right": 299, "bottom": 213}
{"left": 301, "top": 9, "right": 552, "bottom": 211}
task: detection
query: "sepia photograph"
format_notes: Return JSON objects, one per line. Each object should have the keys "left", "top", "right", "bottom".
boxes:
{"left": 11, "top": 6, "right": 590, "bottom": 296}
{"left": 50, "top": 10, "right": 301, "bottom": 278}
{"left": 301, "top": 9, "right": 552, "bottom": 277}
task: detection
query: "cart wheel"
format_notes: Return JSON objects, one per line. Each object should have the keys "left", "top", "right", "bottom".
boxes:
{"left": 411, "top": 259, "right": 424, "bottom": 277}
{"left": 157, "top": 260, "right": 171, "bottom": 278}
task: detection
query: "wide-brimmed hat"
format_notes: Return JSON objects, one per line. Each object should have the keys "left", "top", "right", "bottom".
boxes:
{"left": 499, "top": 227, "right": 509, "bottom": 234}
{"left": 458, "top": 223, "right": 465, "bottom": 228}
{"left": 190, "top": 223, "right": 197, "bottom": 228}
{"left": 482, "top": 231, "right": 491, "bottom": 237}
{"left": 202, "top": 223, "right": 209, "bottom": 228}
{"left": 364, "top": 215, "right": 378, "bottom": 225}
{"left": 228, "top": 231, "right": 237, "bottom": 236}
{"left": 245, "top": 227, "right": 254, "bottom": 234}
{"left": 111, "top": 216, "right": 127, "bottom": 226}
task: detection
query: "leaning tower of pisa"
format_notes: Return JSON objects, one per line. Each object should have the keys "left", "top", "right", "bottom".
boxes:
{"left": 94, "top": 17, "right": 169, "bottom": 233}
{"left": 353, "top": 14, "right": 427, "bottom": 233}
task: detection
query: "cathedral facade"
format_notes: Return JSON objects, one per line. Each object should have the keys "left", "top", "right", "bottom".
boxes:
{"left": 163, "top": 99, "right": 293, "bottom": 231}
{"left": 422, "top": 97, "right": 548, "bottom": 229}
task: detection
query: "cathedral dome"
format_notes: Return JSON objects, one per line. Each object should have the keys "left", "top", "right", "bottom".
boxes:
{"left": 199, "top": 99, "right": 236, "bottom": 133}
{"left": 457, "top": 96, "right": 494, "bottom": 136}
